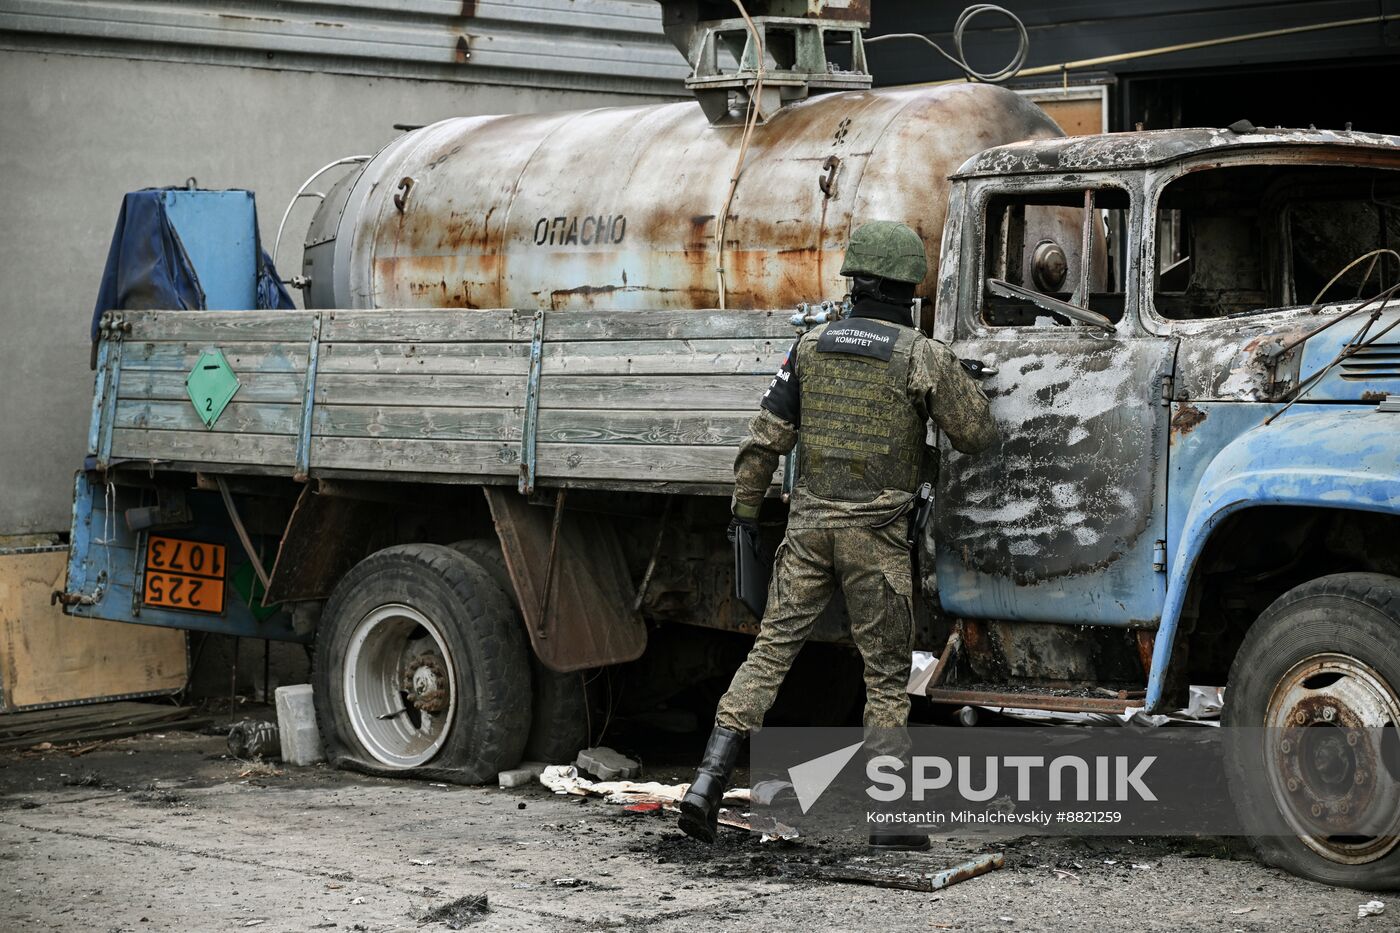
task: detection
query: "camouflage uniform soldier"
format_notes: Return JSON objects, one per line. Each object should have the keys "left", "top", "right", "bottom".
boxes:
{"left": 679, "top": 222, "right": 997, "bottom": 850}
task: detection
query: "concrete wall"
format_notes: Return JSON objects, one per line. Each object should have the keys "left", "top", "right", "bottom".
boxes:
{"left": 0, "top": 51, "right": 671, "bottom": 536}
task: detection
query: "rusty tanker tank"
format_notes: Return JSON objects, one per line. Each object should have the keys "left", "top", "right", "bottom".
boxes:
{"left": 304, "top": 82, "right": 1092, "bottom": 314}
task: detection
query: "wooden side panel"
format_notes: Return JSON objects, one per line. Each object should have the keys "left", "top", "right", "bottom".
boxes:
{"left": 115, "top": 399, "right": 302, "bottom": 435}
{"left": 120, "top": 369, "right": 304, "bottom": 404}
{"left": 120, "top": 341, "right": 309, "bottom": 374}
{"left": 110, "top": 309, "right": 312, "bottom": 467}
{"left": 124, "top": 310, "right": 314, "bottom": 343}
{"left": 0, "top": 551, "right": 187, "bottom": 711}
{"left": 105, "top": 308, "right": 786, "bottom": 488}
{"left": 312, "top": 373, "right": 767, "bottom": 410}
{"left": 317, "top": 338, "right": 780, "bottom": 377}
{"left": 539, "top": 309, "right": 794, "bottom": 341}
{"left": 111, "top": 429, "right": 297, "bottom": 467}
{"left": 320, "top": 308, "right": 520, "bottom": 343}
{"left": 317, "top": 308, "right": 795, "bottom": 343}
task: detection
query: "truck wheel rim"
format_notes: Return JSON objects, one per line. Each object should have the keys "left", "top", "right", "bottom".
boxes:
{"left": 343, "top": 603, "right": 458, "bottom": 768}
{"left": 1265, "top": 652, "right": 1400, "bottom": 864}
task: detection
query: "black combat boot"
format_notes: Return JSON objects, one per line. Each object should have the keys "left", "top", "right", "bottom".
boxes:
{"left": 677, "top": 725, "right": 744, "bottom": 844}
{"left": 864, "top": 738, "right": 930, "bottom": 851}
{"left": 868, "top": 831, "right": 931, "bottom": 851}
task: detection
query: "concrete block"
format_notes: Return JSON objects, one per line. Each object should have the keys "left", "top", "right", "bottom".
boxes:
{"left": 575, "top": 746, "right": 639, "bottom": 781}
{"left": 498, "top": 761, "right": 547, "bottom": 788}
{"left": 275, "top": 684, "right": 325, "bottom": 766}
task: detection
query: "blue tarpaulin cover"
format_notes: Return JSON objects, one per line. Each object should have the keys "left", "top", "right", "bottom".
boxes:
{"left": 256, "top": 250, "right": 296, "bottom": 311}
{"left": 91, "top": 188, "right": 295, "bottom": 341}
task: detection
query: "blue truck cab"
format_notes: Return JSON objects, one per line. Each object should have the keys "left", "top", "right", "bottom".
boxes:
{"left": 930, "top": 126, "right": 1400, "bottom": 887}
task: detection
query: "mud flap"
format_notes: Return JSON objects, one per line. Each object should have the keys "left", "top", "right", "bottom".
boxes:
{"left": 483, "top": 488, "right": 647, "bottom": 673}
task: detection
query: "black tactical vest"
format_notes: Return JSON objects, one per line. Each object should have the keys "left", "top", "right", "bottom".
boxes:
{"left": 797, "top": 317, "right": 925, "bottom": 501}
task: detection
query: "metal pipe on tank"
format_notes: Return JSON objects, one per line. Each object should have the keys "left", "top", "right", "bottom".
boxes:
{"left": 306, "top": 84, "right": 1077, "bottom": 315}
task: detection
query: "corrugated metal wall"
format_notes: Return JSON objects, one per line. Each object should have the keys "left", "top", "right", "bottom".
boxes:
{"left": 0, "top": 0, "right": 689, "bottom": 96}
{"left": 0, "top": 1, "right": 688, "bottom": 538}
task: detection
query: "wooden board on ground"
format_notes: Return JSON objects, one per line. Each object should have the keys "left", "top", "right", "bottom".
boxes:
{"left": 0, "top": 700, "right": 210, "bottom": 749}
{"left": 0, "top": 550, "right": 188, "bottom": 712}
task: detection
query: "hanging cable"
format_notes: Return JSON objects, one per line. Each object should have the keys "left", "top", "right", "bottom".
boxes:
{"left": 864, "top": 5, "right": 1029, "bottom": 84}
{"left": 1015, "top": 14, "right": 1395, "bottom": 81}
{"left": 714, "top": 0, "right": 766, "bottom": 310}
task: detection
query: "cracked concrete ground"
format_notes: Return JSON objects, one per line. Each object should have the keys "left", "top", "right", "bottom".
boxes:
{"left": 0, "top": 731, "right": 1390, "bottom": 932}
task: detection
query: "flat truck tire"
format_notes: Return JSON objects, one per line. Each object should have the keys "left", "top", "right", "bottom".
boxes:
{"left": 449, "top": 538, "right": 592, "bottom": 765}
{"left": 1224, "top": 572, "right": 1400, "bottom": 890}
{"left": 313, "top": 544, "right": 531, "bottom": 783}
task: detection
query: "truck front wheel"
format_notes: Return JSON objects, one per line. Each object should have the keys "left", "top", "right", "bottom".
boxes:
{"left": 1224, "top": 572, "right": 1400, "bottom": 889}
{"left": 313, "top": 544, "right": 531, "bottom": 782}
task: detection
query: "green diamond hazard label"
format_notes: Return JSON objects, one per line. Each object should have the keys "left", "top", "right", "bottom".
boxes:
{"left": 186, "top": 348, "right": 241, "bottom": 429}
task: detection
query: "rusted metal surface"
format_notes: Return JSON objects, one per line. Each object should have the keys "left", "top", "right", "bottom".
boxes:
{"left": 952, "top": 620, "right": 1147, "bottom": 686}
{"left": 804, "top": 852, "right": 1002, "bottom": 891}
{"left": 635, "top": 519, "right": 856, "bottom": 644}
{"left": 1135, "top": 629, "right": 1156, "bottom": 677}
{"left": 314, "top": 84, "right": 1065, "bottom": 314}
{"left": 266, "top": 486, "right": 384, "bottom": 603}
{"left": 924, "top": 687, "right": 1134, "bottom": 715}
{"left": 1264, "top": 652, "right": 1400, "bottom": 861}
{"left": 928, "top": 852, "right": 1005, "bottom": 890}
{"left": 483, "top": 488, "right": 647, "bottom": 673}
{"left": 1170, "top": 401, "right": 1207, "bottom": 436}
{"left": 924, "top": 629, "right": 961, "bottom": 691}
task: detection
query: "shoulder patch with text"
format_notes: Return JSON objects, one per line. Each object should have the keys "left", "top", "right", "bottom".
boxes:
{"left": 760, "top": 339, "right": 802, "bottom": 426}
{"left": 814, "top": 318, "right": 898, "bottom": 361}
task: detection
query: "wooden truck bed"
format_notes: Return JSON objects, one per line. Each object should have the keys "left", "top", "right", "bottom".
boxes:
{"left": 92, "top": 307, "right": 793, "bottom": 492}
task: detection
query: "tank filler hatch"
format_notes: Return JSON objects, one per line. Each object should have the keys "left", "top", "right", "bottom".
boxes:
{"left": 654, "top": 1, "right": 872, "bottom": 125}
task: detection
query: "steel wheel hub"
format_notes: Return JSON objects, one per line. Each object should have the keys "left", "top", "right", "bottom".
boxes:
{"left": 1265, "top": 652, "right": 1400, "bottom": 864}
{"left": 343, "top": 603, "right": 458, "bottom": 768}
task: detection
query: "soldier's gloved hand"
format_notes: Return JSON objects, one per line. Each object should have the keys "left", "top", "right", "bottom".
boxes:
{"left": 727, "top": 515, "right": 758, "bottom": 544}
{"left": 959, "top": 358, "right": 997, "bottom": 378}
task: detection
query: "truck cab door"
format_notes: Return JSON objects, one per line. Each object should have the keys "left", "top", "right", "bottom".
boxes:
{"left": 933, "top": 181, "right": 1177, "bottom": 625}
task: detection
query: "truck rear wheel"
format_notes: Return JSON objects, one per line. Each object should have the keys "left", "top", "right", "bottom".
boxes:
{"left": 1224, "top": 572, "right": 1400, "bottom": 889}
{"left": 449, "top": 538, "right": 592, "bottom": 764}
{"left": 314, "top": 544, "right": 531, "bottom": 782}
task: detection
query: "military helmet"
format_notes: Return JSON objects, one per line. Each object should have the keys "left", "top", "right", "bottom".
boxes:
{"left": 840, "top": 221, "right": 928, "bottom": 284}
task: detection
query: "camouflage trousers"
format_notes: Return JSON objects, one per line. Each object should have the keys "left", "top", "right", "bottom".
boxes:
{"left": 716, "top": 519, "right": 914, "bottom": 735}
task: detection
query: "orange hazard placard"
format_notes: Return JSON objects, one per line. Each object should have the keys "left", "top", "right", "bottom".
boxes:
{"left": 143, "top": 536, "right": 227, "bottom": 614}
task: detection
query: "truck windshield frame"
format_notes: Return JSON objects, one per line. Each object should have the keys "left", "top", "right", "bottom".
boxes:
{"left": 1140, "top": 152, "right": 1400, "bottom": 332}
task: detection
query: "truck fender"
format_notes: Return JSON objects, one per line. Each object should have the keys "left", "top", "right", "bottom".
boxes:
{"left": 1147, "top": 409, "right": 1400, "bottom": 710}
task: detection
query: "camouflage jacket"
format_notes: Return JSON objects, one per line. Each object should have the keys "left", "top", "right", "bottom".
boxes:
{"left": 732, "top": 302, "right": 997, "bottom": 529}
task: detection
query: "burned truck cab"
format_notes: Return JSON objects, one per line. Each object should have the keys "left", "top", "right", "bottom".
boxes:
{"left": 928, "top": 127, "right": 1400, "bottom": 886}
